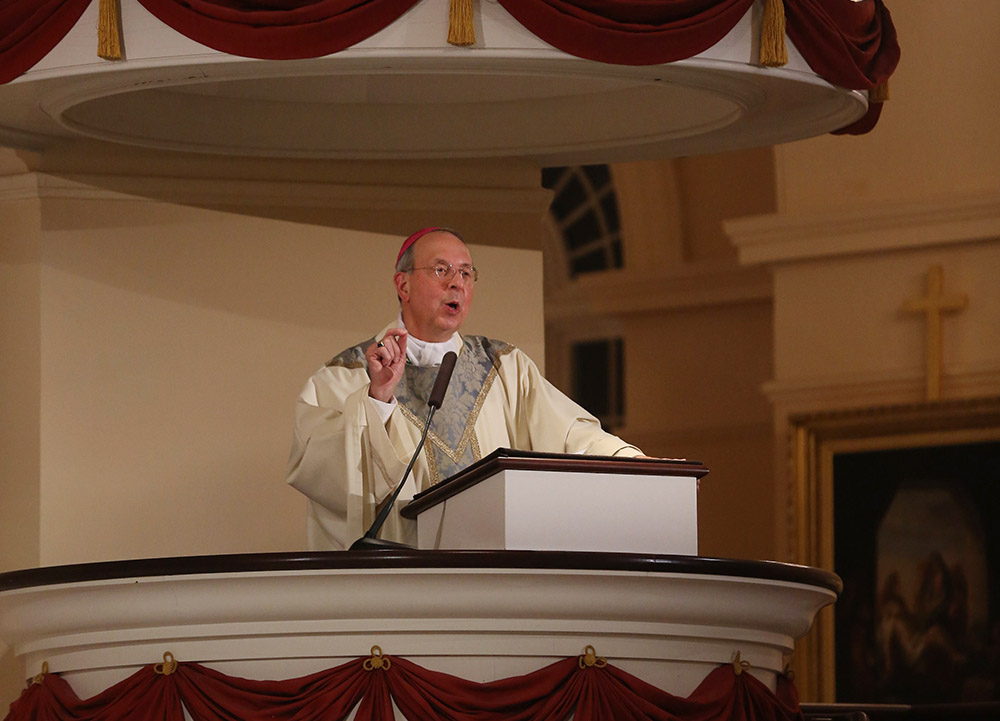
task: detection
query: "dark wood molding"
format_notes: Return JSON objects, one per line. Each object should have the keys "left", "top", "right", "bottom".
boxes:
{"left": 800, "top": 702, "right": 1000, "bottom": 720}
{"left": 0, "top": 550, "right": 839, "bottom": 595}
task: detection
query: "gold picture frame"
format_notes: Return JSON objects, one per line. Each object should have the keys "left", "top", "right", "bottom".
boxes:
{"left": 787, "top": 396, "right": 1000, "bottom": 702}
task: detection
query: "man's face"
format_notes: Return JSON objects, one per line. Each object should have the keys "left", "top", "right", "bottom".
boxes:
{"left": 395, "top": 231, "right": 475, "bottom": 342}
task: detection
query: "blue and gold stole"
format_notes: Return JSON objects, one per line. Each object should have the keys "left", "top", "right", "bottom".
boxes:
{"left": 329, "top": 335, "right": 514, "bottom": 486}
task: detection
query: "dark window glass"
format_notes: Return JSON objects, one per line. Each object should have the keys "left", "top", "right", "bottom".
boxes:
{"left": 600, "top": 192, "right": 620, "bottom": 233}
{"left": 582, "top": 164, "right": 611, "bottom": 189}
{"left": 564, "top": 211, "right": 602, "bottom": 251}
{"left": 571, "top": 247, "right": 609, "bottom": 276}
{"left": 542, "top": 164, "right": 625, "bottom": 278}
{"left": 571, "top": 338, "right": 624, "bottom": 429}
{"left": 550, "top": 175, "right": 586, "bottom": 222}
{"left": 541, "top": 166, "right": 564, "bottom": 189}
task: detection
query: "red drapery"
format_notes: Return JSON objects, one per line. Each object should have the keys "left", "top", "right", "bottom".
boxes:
{"left": 4, "top": 652, "right": 803, "bottom": 721}
{"left": 785, "top": 0, "right": 899, "bottom": 94}
{"left": 494, "top": 0, "right": 898, "bottom": 133}
{"left": 784, "top": 0, "right": 899, "bottom": 135}
{"left": 494, "top": 0, "right": 755, "bottom": 67}
{"left": 133, "top": 0, "right": 422, "bottom": 59}
{"left": 0, "top": 0, "right": 92, "bottom": 84}
{"left": 492, "top": 0, "right": 899, "bottom": 87}
{"left": 4, "top": 666, "right": 184, "bottom": 721}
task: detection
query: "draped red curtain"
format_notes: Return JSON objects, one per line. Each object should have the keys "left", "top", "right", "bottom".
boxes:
{"left": 134, "top": 0, "right": 422, "bottom": 59}
{"left": 494, "top": 0, "right": 755, "bottom": 66}
{"left": 784, "top": 0, "right": 899, "bottom": 135}
{"left": 4, "top": 653, "right": 803, "bottom": 721}
{"left": 493, "top": 0, "right": 899, "bottom": 86}
{"left": 494, "top": 0, "right": 898, "bottom": 133}
{"left": 172, "top": 659, "right": 377, "bottom": 721}
{"left": 5, "top": 666, "right": 185, "bottom": 721}
{"left": 0, "top": 0, "right": 92, "bottom": 84}
{"left": 786, "top": 0, "right": 899, "bottom": 93}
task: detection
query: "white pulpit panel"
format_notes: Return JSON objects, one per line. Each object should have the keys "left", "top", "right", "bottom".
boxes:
{"left": 403, "top": 450, "right": 707, "bottom": 554}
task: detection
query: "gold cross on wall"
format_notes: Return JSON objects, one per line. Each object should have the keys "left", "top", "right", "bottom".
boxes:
{"left": 901, "top": 264, "right": 968, "bottom": 401}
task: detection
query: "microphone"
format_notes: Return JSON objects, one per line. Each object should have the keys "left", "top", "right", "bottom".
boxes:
{"left": 350, "top": 351, "right": 458, "bottom": 551}
{"left": 428, "top": 350, "right": 457, "bottom": 409}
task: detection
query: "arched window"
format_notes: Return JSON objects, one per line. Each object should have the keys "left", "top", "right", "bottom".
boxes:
{"left": 541, "top": 165, "right": 623, "bottom": 278}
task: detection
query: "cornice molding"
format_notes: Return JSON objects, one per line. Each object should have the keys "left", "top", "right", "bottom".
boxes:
{"left": 763, "top": 362, "right": 1000, "bottom": 412}
{"left": 0, "top": 172, "right": 551, "bottom": 215}
{"left": 726, "top": 193, "right": 1000, "bottom": 266}
{"left": 0, "top": 125, "right": 50, "bottom": 153}
{"left": 0, "top": 173, "right": 42, "bottom": 201}
{"left": 545, "top": 262, "right": 772, "bottom": 321}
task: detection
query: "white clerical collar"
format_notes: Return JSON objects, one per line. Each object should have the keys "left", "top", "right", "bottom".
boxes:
{"left": 397, "top": 316, "right": 462, "bottom": 367}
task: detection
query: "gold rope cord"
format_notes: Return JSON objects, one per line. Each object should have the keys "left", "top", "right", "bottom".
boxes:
{"left": 154, "top": 651, "right": 178, "bottom": 675}
{"left": 578, "top": 645, "right": 608, "bottom": 669}
{"left": 363, "top": 645, "right": 391, "bottom": 671}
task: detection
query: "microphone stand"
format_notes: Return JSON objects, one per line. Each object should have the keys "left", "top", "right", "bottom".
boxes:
{"left": 348, "top": 405, "right": 437, "bottom": 551}
{"left": 349, "top": 351, "right": 457, "bottom": 551}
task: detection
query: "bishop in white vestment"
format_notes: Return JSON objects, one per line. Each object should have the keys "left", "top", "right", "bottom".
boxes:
{"left": 287, "top": 228, "right": 641, "bottom": 549}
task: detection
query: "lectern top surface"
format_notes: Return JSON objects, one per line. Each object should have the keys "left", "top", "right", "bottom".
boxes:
{"left": 427, "top": 448, "right": 710, "bottom": 479}
{"left": 402, "top": 448, "right": 709, "bottom": 518}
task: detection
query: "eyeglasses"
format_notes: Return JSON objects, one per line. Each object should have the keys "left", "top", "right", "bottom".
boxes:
{"left": 408, "top": 263, "right": 479, "bottom": 284}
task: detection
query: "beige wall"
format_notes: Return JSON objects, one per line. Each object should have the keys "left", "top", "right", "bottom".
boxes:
{"left": 619, "top": 302, "right": 775, "bottom": 562}
{"left": 0, "top": 199, "right": 41, "bottom": 573}
{"left": 775, "top": 3, "right": 1000, "bottom": 212}
{"left": 1, "top": 199, "right": 42, "bottom": 705}
{"left": 676, "top": 148, "right": 777, "bottom": 262}
{"left": 773, "top": 244, "right": 1000, "bottom": 390}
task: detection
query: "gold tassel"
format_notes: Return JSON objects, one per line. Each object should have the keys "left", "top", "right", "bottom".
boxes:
{"left": 98, "top": 0, "right": 124, "bottom": 61}
{"left": 869, "top": 80, "right": 890, "bottom": 102}
{"left": 447, "top": 0, "right": 476, "bottom": 47}
{"left": 759, "top": 0, "right": 787, "bottom": 68}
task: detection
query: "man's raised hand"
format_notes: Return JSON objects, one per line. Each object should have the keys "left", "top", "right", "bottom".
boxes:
{"left": 366, "top": 329, "right": 408, "bottom": 402}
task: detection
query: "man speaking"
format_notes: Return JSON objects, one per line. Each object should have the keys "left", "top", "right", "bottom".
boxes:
{"left": 287, "top": 227, "right": 643, "bottom": 549}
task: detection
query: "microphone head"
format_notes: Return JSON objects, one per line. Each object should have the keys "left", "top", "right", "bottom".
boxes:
{"left": 428, "top": 351, "right": 458, "bottom": 409}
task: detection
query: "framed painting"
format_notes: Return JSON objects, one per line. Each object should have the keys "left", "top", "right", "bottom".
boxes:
{"left": 787, "top": 397, "right": 1000, "bottom": 703}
